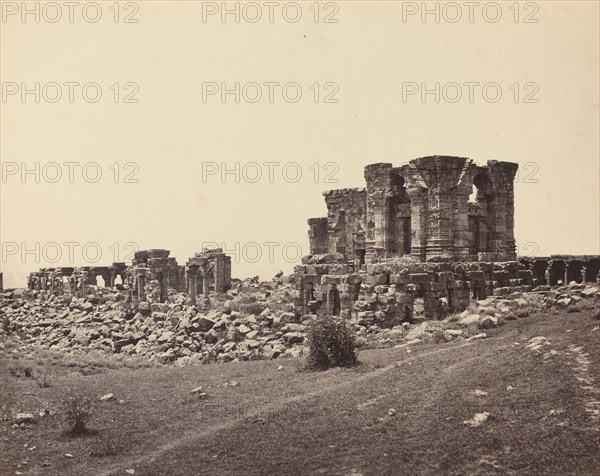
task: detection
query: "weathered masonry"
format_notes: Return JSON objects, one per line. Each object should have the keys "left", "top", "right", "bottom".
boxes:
{"left": 295, "top": 156, "right": 600, "bottom": 322}
{"left": 308, "top": 156, "right": 519, "bottom": 264}
{"left": 185, "top": 248, "right": 232, "bottom": 304}
{"left": 26, "top": 248, "right": 232, "bottom": 304}
{"left": 293, "top": 254, "right": 600, "bottom": 322}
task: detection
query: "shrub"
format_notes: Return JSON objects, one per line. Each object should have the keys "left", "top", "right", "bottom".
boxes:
{"left": 35, "top": 371, "right": 52, "bottom": 388}
{"left": 62, "top": 391, "right": 94, "bottom": 435}
{"left": 306, "top": 317, "right": 358, "bottom": 370}
{"left": 8, "top": 363, "right": 34, "bottom": 379}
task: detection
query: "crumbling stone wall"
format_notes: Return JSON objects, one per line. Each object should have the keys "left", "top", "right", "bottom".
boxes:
{"left": 128, "top": 249, "right": 184, "bottom": 303}
{"left": 24, "top": 248, "right": 234, "bottom": 305}
{"left": 520, "top": 256, "right": 600, "bottom": 287}
{"left": 293, "top": 254, "right": 600, "bottom": 321}
{"left": 293, "top": 254, "right": 536, "bottom": 321}
{"left": 185, "top": 248, "right": 232, "bottom": 304}
{"left": 27, "top": 263, "right": 129, "bottom": 297}
{"left": 308, "top": 156, "right": 518, "bottom": 263}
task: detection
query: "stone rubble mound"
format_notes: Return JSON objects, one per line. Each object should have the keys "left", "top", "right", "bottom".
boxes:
{"left": 1, "top": 278, "right": 598, "bottom": 366}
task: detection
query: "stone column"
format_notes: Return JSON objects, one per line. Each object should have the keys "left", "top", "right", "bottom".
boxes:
{"left": 407, "top": 187, "right": 428, "bottom": 261}
{"left": 582, "top": 266, "right": 587, "bottom": 284}
{"left": 213, "top": 256, "right": 224, "bottom": 293}
{"left": 452, "top": 184, "right": 473, "bottom": 261}
{"left": 564, "top": 263, "right": 569, "bottom": 286}
{"left": 364, "top": 163, "right": 393, "bottom": 262}
{"left": 202, "top": 274, "right": 210, "bottom": 297}
{"left": 186, "top": 264, "right": 198, "bottom": 305}
{"left": 488, "top": 161, "right": 518, "bottom": 260}
{"left": 425, "top": 188, "right": 454, "bottom": 260}
{"left": 137, "top": 275, "right": 146, "bottom": 301}
{"left": 158, "top": 272, "right": 168, "bottom": 302}
{"left": 79, "top": 271, "right": 88, "bottom": 297}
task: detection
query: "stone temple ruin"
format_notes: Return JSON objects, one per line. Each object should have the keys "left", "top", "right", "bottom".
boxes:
{"left": 293, "top": 156, "right": 600, "bottom": 322}
{"left": 307, "top": 156, "right": 519, "bottom": 264}
{"left": 15, "top": 156, "right": 600, "bottom": 326}
{"left": 26, "top": 248, "right": 231, "bottom": 305}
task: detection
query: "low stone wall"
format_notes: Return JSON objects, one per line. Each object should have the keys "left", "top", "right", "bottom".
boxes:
{"left": 293, "top": 254, "right": 600, "bottom": 323}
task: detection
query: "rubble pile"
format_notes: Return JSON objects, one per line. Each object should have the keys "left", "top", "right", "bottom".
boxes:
{"left": 1, "top": 276, "right": 598, "bottom": 366}
{"left": 355, "top": 283, "right": 600, "bottom": 348}
{"left": 0, "top": 276, "right": 307, "bottom": 365}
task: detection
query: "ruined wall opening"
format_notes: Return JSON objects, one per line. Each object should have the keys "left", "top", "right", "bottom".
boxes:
{"left": 468, "top": 184, "right": 478, "bottom": 203}
{"left": 114, "top": 275, "right": 123, "bottom": 286}
{"left": 468, "top": 173, "right": 494, "bottom": 255}
{"left": 585, "top": 260, "right": 600, "bottom": 282}
{"left": 95, "top": 275, "right": 105, "bottom": 287}
{"left": 328, "top": 285, "right": 341, "bottom": 316}
{"left": 532, "top": 261, "right": 548, "bottom": 285}
{"left": 566, "top": 261, "right": 584, "bottom": 284}
{"left": 355, "top": 249, "right": 366, "bottom": 267}
{"left": 549, "top": 261, "right": 566, "bottom": 285}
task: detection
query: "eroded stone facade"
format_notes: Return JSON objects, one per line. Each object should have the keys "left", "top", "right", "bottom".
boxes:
{"left": 293, "top": 254, "right": 600, "bottom": 322}
{"left": 185, "top": 248, "right": 232, "bottom": 304}
{"left": 308, "top": 156, "right": 519, "bottom": 264}
{"left": 296, "top": 156, "right": 600, "bottom": 322}
{"left": 25, "top": 248, "right": 232, "bottom": 304}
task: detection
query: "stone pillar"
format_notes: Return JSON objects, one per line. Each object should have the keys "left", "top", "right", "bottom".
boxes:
{"left": 158, "top": 272, "right": 168, "bottom": 302}
{"left": 564, "top": 263, "right": 569, "bottom": 286}
{"left": 425, "top": 188, "right": 454, "bottom": 260}
{"left": 452, "top": 184, "right": 473, "bottom": 260}
{"left": 79, "top": 271, "right": 88, "bottom": 297}
{"left": 202, "top": 274, "right": 210, "bottom": 297}
{"left": 488, "top": 161, "right": 518, "bottom": 260}
{"left": 407, "top": 187, "right": 428, "bottom": 261}
{"left": 186, "top": 264, "right": 198, "bottom": 305}
{"left": 213, "top": 256, "right": 224, "bottom": 293}
{"left": 582, "top": 266, "right": 587, "bottom": 284}
{"left": 364, "top": 163, "right": 393, "bottom": 261}
{"left": 137, "top": 275, "right": 146, "bottom": 301}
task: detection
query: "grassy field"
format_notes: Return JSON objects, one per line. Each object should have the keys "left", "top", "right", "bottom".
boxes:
{"left": 1, "top": 309, "right": 599, "bottom": 476}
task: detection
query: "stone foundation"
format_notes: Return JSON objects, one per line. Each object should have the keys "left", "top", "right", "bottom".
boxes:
{"left": 293, "top": 254, "right": 600, "bottom": 321}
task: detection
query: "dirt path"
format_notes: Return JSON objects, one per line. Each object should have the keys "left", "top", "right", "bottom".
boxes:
{"left": 98, "top": 341, "right": 480, "bottom": 476}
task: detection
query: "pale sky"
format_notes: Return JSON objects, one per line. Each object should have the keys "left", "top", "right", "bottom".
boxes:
{"left": 1, "top": 1, "right": 599, "bottom": 288}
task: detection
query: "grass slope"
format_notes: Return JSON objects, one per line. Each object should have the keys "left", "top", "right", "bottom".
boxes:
{"left": 1, "top": 309, "right": 599, "bottom": 476}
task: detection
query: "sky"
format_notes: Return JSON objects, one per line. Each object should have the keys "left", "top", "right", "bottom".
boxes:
{"left": 1, "top": 0, "right": 599, "bottom": 288}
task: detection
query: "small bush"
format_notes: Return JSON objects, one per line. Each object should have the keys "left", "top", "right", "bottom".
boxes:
{"left": 62, "top": 391, "right": 94, "bottom": 435}
{"left": 35, "top": 371, "right": 52, "bottom": 388}
{"left": 306, "top": 317, "right": 358, "bottom": 370}
{"left": 8, "top": 363, "right": 34, "bottom": 379}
